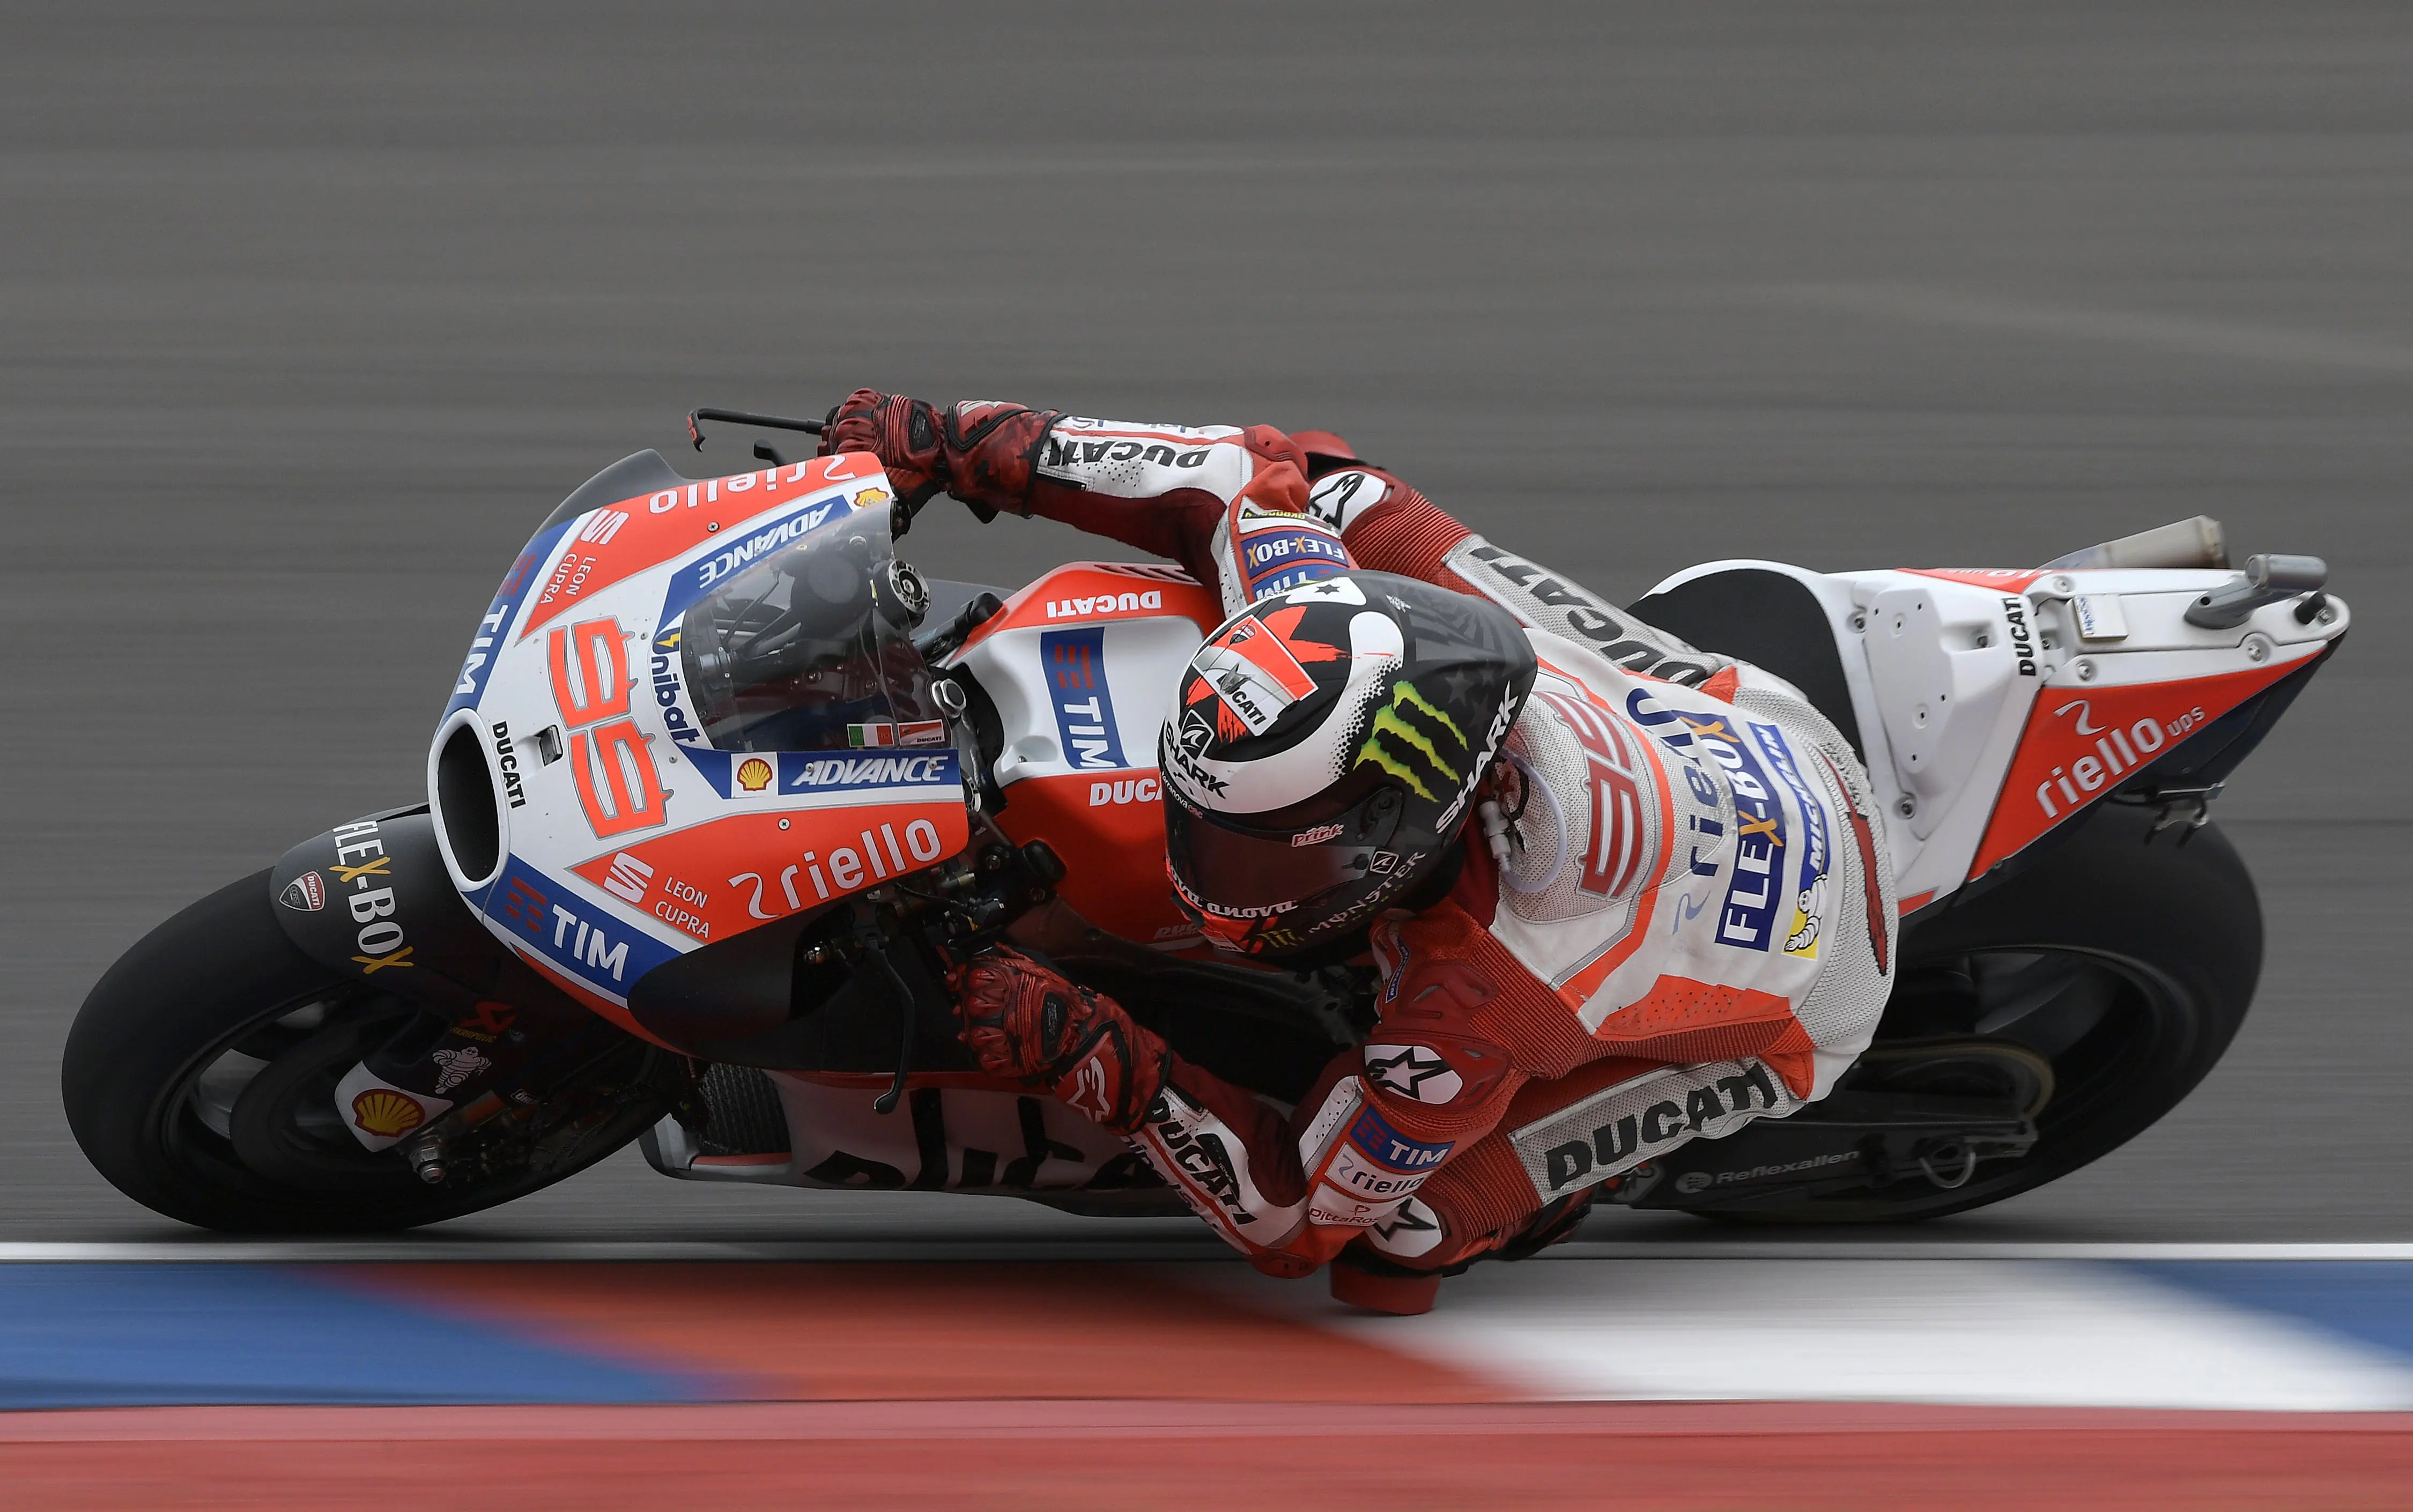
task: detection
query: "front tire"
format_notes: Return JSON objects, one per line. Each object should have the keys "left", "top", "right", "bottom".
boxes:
{"left": 63, "top": 870, "right": 665, "bottom": 1232}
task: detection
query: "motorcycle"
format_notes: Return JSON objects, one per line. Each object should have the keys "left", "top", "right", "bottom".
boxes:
{"left": 63, "top": 410, "right": 2348, "bottom": 1233}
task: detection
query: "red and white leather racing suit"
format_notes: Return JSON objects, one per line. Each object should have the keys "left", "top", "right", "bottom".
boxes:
{"left": 857, "top": 399, "right": 1898, "bottom": 1278}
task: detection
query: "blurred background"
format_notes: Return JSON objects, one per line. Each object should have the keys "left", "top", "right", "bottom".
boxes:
{"left": 3, "top": 2, "right": 2405, "bottom": 1238}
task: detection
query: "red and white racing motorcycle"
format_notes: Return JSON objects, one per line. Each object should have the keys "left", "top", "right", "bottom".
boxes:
{"left": 65, "top": 412, "right": 2346, "bottom": 1232}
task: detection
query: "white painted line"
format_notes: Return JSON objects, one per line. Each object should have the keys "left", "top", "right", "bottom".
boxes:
{"left": 1542, "top": 1242, "right": 2413, "bottom": 1263}
{"left": 4, "top": 1239, "right": 2412, "bottom": 1264}
{"left": 1200, "top": 1259, "right": 2413, "bottom": 1412}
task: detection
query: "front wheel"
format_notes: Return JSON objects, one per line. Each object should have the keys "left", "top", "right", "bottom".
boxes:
{"left": 1699, "top": 802, "right": 2261, "bottom": 1223}
{"left": 63, "top": 871, "right": 671, "bottom": 1232}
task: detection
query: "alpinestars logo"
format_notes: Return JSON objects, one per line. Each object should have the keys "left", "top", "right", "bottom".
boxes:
{"left": 1363, "top": 1043, "right": 1465, "bottom": 1105}
{"left": 1068, "top": 1056, "right": 1113, "bottom": 1125}
{"left": 1354, "top": 683, "right": 1465, "bottom": 801}
{"left": 1306, "top": 469, "right": 1387, "bottom": 533}
{"left": 1367, "top": 1195, "right": 1446, "bottom": 1258}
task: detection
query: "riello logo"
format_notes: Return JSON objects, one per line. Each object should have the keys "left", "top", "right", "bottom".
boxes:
{"left": 1970, "top": 660, "right": 2297, "bottom": 881}
{"left": 2032, "top": 697, "right": 2206, "bottom": 818}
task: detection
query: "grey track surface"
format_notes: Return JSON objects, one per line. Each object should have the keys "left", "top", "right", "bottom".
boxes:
{"left": 2, "top": 3, "right": 2406, "bottom": 1243}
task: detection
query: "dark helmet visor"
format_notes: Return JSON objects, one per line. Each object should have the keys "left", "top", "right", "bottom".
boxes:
{"left": 1164, "top": 782, "right": 1406, "bottom": 915}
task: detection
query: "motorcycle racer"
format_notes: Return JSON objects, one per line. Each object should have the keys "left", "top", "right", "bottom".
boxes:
{"left": 820, "top": 392, "right": 1897, "bottom": 1312}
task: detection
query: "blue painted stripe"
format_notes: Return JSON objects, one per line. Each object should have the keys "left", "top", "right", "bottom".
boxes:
{"left": 0, "top": 1265, "right": 720, "bottom": 1408}
{"left": 2130, "top": 1262, "right": 2413, "bottom": 1363}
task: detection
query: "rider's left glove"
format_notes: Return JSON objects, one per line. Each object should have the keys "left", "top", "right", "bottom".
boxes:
{"left": 948, "top": 946, "right": 1167, "bottom": 1134}
{"left": 819, "top": 391, "right": 1062, "bottom": 522}
{"left": 819, "top": 390, "right": 950, "bottom": 509}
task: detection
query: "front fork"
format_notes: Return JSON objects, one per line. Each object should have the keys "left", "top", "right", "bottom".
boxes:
{"left": 333, "top": 992, "right": 687, "bottom": 1182}
{"left": 267, "top": 805, "right": 693, "bottom": 1175}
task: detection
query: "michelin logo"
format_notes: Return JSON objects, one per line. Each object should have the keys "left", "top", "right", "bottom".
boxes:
{"left": 1749, "top": 721, "right": 1828, "bottom": 961}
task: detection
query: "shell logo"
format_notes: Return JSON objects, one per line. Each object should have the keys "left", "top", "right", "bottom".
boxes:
{"left": 736, "top": 758, "right": 775, "bottom": 793}
{"left": 351, "top": 1088, "right": 427, "bottom": 1138}
{"left": 851, "top": 486, "right": 892, "bottom": 511}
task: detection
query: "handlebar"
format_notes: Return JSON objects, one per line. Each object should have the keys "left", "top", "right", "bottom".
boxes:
{"left": 914, "top": 592, "right": 1007, "bottom": 665}
{"left": 686, "top": 406, "right": 827, "bottom": 453}
{"left": 688, "top": 402, "right": 946, "bottom": 539}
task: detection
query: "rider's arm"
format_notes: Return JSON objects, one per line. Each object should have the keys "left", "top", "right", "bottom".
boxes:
{"left": 819, "top": 392, "right": 1345, "bottom": 616}
{"left": 950, "top": 879, "right": 1542, "bottom": 1280}
{"left": 842, "top": 389, "right": 1621, "bottom": 635}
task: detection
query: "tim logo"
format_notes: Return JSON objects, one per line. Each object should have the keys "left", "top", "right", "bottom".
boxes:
{"left": 491, "top": 858, "right": 677, "bottom": 996}
{"left": 1041, "top": 627, "right": 1127, "bottom": 770}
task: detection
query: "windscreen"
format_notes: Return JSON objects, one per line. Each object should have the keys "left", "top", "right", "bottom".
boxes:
{"left": 677, "top": 510, "right": 942, "bottom": 753}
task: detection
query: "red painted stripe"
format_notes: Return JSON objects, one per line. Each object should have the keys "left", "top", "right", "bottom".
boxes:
{"left": 8, "top": 1399, "right": 2413, "bottom": 1441}
{"left": 7, "top": 1402, "right": 2412, "bottom": 1510}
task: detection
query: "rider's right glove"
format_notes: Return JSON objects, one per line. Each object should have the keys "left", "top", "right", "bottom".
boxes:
{"left": 818, "top": 390, "right": 1060, "bottom": 522}
{"left": 948, "top": 946, "right": 1167, "bottom": 1134}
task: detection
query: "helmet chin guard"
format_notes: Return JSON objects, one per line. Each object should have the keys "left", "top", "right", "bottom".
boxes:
{"left": 1160, "top": 572, "right": 1537, "bottom": 959}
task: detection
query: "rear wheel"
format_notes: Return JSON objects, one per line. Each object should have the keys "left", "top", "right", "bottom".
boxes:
{"left": 63, "top": 870, "right": 671, "bottom": 1232}
{"left": 1703, "top": 802, "right": 2259, "bottom": 1222}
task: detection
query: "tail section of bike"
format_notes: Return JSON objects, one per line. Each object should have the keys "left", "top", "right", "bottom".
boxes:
{"left": 1633, "top": 523, "right": 2345, "bottom": 918}
{"left": 1600, "top": 520, "right": 2343, "bottom": 1219}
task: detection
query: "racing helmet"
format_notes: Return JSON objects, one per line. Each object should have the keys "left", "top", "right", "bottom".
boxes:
{"left": 1160, "top": 571, "right": 1538, "bottom": 959}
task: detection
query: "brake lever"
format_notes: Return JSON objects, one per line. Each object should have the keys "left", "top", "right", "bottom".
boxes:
{"left": 687, "top": 406, "right": 828, "bottom": 453}
{"left": 861, "top": 839, "right": 1066, "bottom": 1114}
{"left": 864, "top": 938, "right": 917, "bottom": 1116}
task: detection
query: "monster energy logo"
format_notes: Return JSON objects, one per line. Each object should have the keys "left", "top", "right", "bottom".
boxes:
{"left": 1356, "top": 683, "right": 1466, "bottom": 800}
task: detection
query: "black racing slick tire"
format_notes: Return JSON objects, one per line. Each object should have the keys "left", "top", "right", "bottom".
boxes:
{"left": 1702, "top": 802, "right": 2261, "bottom": 1224}
{"left": 62, "top": 870, "right": 665, "bottom": 1233}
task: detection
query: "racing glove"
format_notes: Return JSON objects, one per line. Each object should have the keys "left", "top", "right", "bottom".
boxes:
{"left": 949, "top": 946, "right": 1168, "bottom": 1134}
{"left": 818, "top": 390, "right": 1060, "bottom": 521}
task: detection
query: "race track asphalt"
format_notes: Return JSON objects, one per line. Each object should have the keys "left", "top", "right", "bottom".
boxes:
{"left": 2, "top": 3, "right": 2406, "bottom": 1241}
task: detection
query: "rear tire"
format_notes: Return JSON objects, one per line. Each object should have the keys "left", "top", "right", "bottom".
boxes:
{"left": 62, "top": 871, "right": 664, "bottom": 1232}
{"left": 1703, "top": 803, "right": 2259, "bottom": 1222}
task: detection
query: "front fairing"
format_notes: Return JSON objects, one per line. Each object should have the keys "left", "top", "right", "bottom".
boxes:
{"left": 428, "top": 453, "right": 973, "bottom": 1007}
